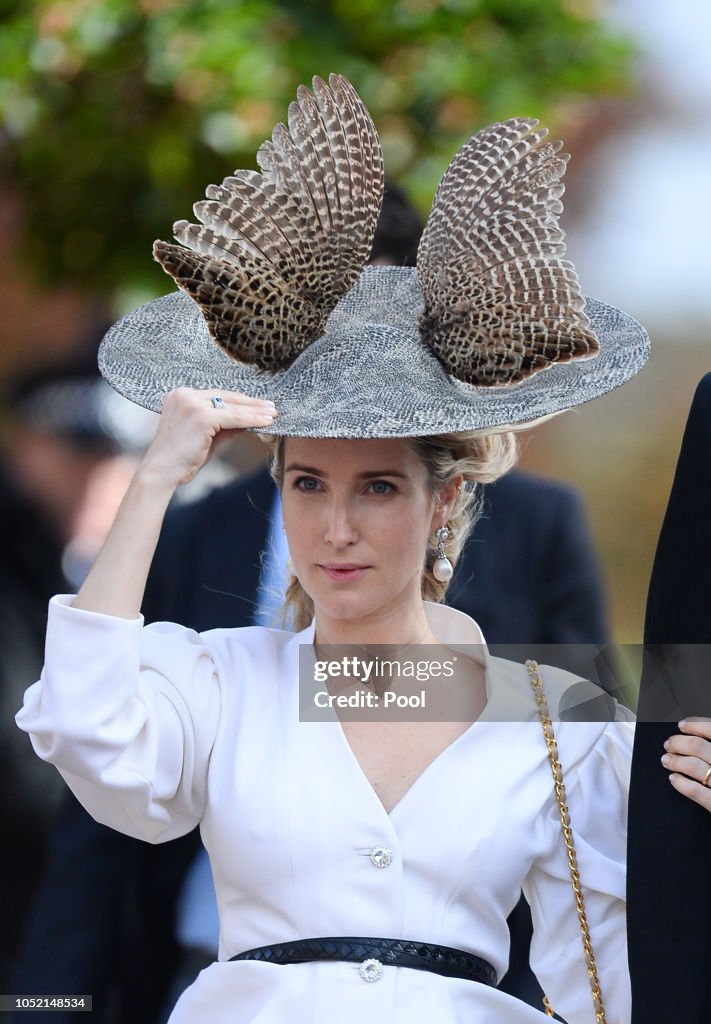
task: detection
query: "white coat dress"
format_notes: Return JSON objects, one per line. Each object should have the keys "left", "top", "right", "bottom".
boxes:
{"left": 16, "top": 596, "right": 633, "bottom": 1024}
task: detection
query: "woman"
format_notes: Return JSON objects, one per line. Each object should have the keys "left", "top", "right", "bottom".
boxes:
{"left": 17, "top": 75, "right": 648, "bottom": 1023}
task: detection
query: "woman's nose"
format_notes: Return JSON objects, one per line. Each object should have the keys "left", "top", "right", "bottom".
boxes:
{"left": 323, "top": 496, "right": 358, "bottom": 547}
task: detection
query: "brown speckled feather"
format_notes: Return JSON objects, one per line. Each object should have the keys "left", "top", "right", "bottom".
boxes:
{"left": 418, "top": 118, "right": 599, "bottom": 386}
{"left": 153, "top": 74, "right": 384, "bottom": 370}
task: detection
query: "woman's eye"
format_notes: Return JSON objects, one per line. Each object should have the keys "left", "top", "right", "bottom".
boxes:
{"left": 295, "top": 476, "right": 321, "bottom": 492}
{"left": 369, "top": 480, "right": 394, "bottom": 495}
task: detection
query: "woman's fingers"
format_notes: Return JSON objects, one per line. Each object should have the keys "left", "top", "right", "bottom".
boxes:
{"left": 677, "top": 716, "right": 711, "bottom": 739}
{"left": 178, "top": 388, "right": 277, "bottom": 425}
{"left": 668, "top": 771, "right": 711, "bottom": 811}
{"left": 209, "top": 389, "right": 276, "bottom": 413}
{"left": 143, "top": 387, "right": 277, "bottom": 487}
{"left": 662, "top": 748, "right": 711, "bottom": 782}
{"left": 662, "top": 717, "right": 711, "bottom": 810}
{"left": 664, "top": 731, "right": 711, "bottom": 761}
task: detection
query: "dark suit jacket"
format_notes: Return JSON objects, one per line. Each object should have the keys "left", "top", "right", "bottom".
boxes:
{"left": 628, "top": 374, "right": 711, "bottom": 1023}
{"left": 450, "top": 470, "right": 607, "bottom": 645}
{"left": 0, "top": 466, "right": 69, "bottom": 992}
{"left": 12, "top": 466, "right": 607, "bottom": 1023}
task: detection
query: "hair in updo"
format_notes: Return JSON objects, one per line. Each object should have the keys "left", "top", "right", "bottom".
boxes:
{"left": 267, "top": 431, "right": 518, "bottom": 632}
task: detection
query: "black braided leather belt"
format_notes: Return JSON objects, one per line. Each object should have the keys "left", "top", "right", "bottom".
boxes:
{"left": 228, "top": 937, "right": 497, "bottom": 986}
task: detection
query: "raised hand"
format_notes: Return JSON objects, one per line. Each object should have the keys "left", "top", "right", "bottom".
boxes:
{"left": 141, "top": 387, "right": 277, "bottom": 487}
{"left": 72, "top": 387, "right": 276, "bottom": 619}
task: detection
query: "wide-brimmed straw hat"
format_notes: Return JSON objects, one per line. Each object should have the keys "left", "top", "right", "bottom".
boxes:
{"left": 99, "top": 74, "right": 649, "bottom": 438}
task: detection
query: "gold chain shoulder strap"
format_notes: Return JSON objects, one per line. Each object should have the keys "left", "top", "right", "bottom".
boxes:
{"left": 525, "top": 659, "right": 607, "bottom": 1024}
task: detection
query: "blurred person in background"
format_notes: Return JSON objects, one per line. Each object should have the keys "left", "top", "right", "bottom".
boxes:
{"left": 0, "top": 355, "right": 155, "bottom": 989}
{"left": 11, "top": 182, "right": 610, "bottom": 1023}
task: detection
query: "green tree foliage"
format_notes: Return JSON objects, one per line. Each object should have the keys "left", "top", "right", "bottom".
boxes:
{"left": 0, "top": 0, "right": 632, "bottom": 297}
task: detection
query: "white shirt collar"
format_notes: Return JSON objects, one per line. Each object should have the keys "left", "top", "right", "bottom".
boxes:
{"left": 296, "top": 600, "right": 486, "bottom": 651}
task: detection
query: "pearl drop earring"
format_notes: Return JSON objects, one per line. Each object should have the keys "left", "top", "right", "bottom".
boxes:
{"left": 432, "top": 525, "right": 453, "bottom": 582}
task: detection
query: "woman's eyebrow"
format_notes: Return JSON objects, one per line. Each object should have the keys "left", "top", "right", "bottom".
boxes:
{"left": 284, "top": 464, "right": 407, "bottom": 480}
{"left": 284, "top": 463, "right": 325, "bottom": 476}
{"left": 359, "top": 470, "right": 408, "bottom": 480}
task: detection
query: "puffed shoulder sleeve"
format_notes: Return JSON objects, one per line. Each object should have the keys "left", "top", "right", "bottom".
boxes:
{"left": 15, "top": 595, "right": 222, "bottom": 843}
{"left": 523, "top": 718, "right": 633, "bottom": 1024}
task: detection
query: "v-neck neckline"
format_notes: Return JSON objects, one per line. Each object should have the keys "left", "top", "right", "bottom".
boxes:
{"left": 332, "top": 691, "right": 488, "bottom": 821}
{"left": 296, "top": 601, "right": 492, "bottom": 822}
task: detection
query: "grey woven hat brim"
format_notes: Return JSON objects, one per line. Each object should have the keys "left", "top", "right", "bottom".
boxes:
{"left": 98, "top": 266, "right": 649, "bottom": 438}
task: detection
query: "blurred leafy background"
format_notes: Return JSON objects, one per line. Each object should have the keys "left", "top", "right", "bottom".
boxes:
{"left": 1, "top": 0, "right": 632, "bottom": 297}
{"left": 1, "top": 0, "right": 709, "bottom": 642}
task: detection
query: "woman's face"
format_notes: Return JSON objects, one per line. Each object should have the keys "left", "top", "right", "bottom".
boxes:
{"left": 281, "top": 437, "right": 452, "bottom": 627}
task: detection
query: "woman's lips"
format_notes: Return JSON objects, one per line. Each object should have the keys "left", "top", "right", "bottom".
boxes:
{"left": 318, "top": 563, "right": 370, "bottom": 583}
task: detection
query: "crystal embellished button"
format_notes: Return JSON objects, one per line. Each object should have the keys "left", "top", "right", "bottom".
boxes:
{"left": 369, "top": 845, "right": 393, "bottom": 868}
{"left": 359, "top": 958, "right": 384, "bottom": 982}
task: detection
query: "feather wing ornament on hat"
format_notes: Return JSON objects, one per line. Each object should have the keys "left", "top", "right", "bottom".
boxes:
{"left": 417, "top": 117, "right": 599, "bottom": 386}
{"left": 153, "top": 73, "right": 384, "bottom": 371}
{"left": 98, "top": 74, "right": 649, "bottom": 434}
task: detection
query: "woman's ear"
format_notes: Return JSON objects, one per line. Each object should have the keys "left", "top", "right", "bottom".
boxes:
{"left": 431, "top": 474, "right": 464, "bottom": 531}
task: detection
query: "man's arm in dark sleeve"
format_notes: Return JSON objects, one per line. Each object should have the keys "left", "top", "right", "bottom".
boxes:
{"left": 629, "top": 373, "right": 711, "bottom": 1024}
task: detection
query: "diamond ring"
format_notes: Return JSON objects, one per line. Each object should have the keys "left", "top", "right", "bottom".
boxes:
{"left": 211, "top": 395, "right": 225, "bottom": 410}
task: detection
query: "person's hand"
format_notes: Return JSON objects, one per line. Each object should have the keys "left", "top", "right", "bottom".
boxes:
{"left": 72, "top": 387, "right": 277, "bottom": 619}
{"left": 662, "top": 717, "right": 711, "bottom": 811}
{"left": 140, "top": 387, "right": 277, "bottom": 488}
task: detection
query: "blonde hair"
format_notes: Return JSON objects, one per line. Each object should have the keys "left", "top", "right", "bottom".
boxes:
{"left": 267, "top": 431, "right": 518, "bottom": 631}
